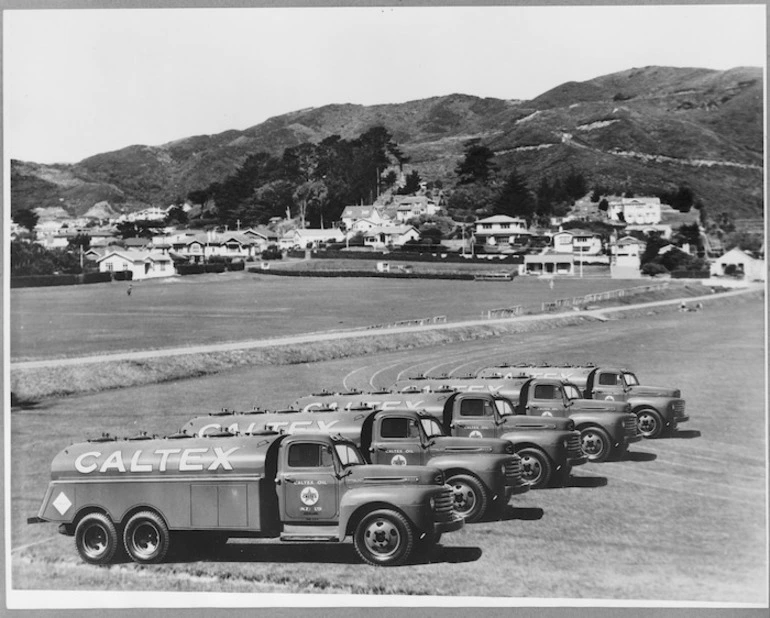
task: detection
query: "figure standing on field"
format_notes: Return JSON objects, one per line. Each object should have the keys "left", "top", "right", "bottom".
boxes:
{"left": 549, "top": 279, "right": 554, "bottom": 290}
{"left": 127, "top": 285, "right": 133, "bottom": 296}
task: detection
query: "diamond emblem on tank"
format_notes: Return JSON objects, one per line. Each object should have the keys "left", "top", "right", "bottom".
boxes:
{"left": 53, "top": 491, "right": 72, "bottom": 515}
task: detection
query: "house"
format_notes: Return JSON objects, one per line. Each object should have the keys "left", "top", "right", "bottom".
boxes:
{"left": 552, "top": 229, "right": 604, "bottom": 256}
{"left": 474, "top": 215, "right": 530, "bottom": 249}
{"left": 522, "top": 252, "right": 575, "bottom": 276}
{"left": 340, "top": 206, "right": 388, "bottom": 230}
{"left": 363, "top": 225, "right": 421, "bottom": 249}
{"left": 346, "top": 218, "right": 381, "bottom": 237}
{"left": 97, "top": 249, "right": 174, "bottom": 280}
{"left": 608, "top": 197, "right": 662, "bottom": 225}
{"left": 610, "top": 235, "right": 646, "bottom": 278}
{"left": 394, "top": 196, "right": 439, "bottom": 222}
{"left": 710, "top": 247, "right": 766, "bottom": 281}
{"left": 286, "top": 228, "right": 346, "bottom": 249}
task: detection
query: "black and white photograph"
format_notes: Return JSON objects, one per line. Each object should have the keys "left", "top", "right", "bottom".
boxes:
{"left": 3, "top": 2, "right": 767, "bottom": 610}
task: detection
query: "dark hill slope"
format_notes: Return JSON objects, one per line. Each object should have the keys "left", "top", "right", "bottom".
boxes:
{"left": 10, "top": 66, "right": 763, "bottom": 218}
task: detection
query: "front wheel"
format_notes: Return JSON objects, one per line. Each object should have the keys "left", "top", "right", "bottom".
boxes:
{"left": 517, "top": 448, "right": 553, "bottom": 489}
{"left": 636, "top": 408, "right": 663, "bottom": 439}
{"left": 75, "top": 512, "right": 120, "bottom": 565}
{"left": 123, "top": 510, "right": 170, "bottom": 564}
{"left": 447, "top": 474, "right": 489, "bottom": 523}
{"left": 580, "top": 426, "right": 612, "bottom": 463}
{"left": 353, "top": 509, "right": 414, "bottom": 566}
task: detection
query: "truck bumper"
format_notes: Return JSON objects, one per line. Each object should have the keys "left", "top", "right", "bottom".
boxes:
{"left": 674, "top": 415, "right": 689, "bottom": 423}
{"left": 627, "top": 434, "right": 642, "bottom": 444}
{"left": 568, "top": 454, "right": 589, "bottom": 467}
{"left": 506, "top": 482, "right": 531, "bottom": 498}
{"left": 26, "top": 516, "right": 46, "bottom": 524}
{"left": 434, "top": 515, "right": 465, "bottom": 535}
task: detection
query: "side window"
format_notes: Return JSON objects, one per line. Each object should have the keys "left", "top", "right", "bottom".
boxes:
{"left": 380, "top": 417, "right": 419, "bottom": 439}
{"left": 534, "top": 384, "right": 558, "bottom": 399}
{"left": 459, "top": 398, "right": 490, "bottom": 417}
{"left": 599, "top": 373, "right": 620, "bottom": 386}
{"left": 288, "top": 442, "right": 333, "bottom": 467}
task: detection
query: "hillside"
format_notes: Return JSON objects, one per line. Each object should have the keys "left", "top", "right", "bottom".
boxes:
{"left": 10, "top": 66, "right": 764, "bottom": 219}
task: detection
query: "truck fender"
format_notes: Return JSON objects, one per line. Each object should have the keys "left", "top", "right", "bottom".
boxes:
{"left": 339, "top": 486, "right": 433, "bottom": 539}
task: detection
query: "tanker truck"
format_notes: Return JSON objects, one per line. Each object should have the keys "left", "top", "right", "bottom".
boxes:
{"left": 181, "top": 406, "right": 528, "bottom": 522}
{"left": 291, "top": 389, "right": 586, "bottom": 489}
{"left": 28, "top": 431, "right": 463, "bottom": 567}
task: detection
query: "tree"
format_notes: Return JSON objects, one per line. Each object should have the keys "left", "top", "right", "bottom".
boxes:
{"left": 640, "top": 232, "right": 669, "bottom": 265}
{"left": 659, "top": 185, "right": 695, "bottom": 213}
{"left": 293, "top": 181, "right": 328, "bottom": 229}
{"left": 598, "top": 198, "right": 609, "bottom": 212}
{"left": 563, "top": 169, "right": 588, "bottom": 200}
{"left": 455, "top": 140, "right": 498, "bottom": 185}
{"left": 493, "top": 170, "right": 536, "bottom": 223}
{"left": 13, "top": 208, "right": 39, "bottom": 233}
{"left": 165, "top": 205, "right": 188, "bottom": 225}
{"left": 397, "top": 170, "right": 422, "bottom": 195}
{"left": 67, "top": 233, "right": 91, "bottom": 251}
{"left": 446, "top": 184, "right": 497, "bottom": 218}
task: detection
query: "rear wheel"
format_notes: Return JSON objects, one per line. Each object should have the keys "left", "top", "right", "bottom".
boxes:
{"left": 636, "top": 408, "right": 663, "bottom": 439}
{"left": 447, "top": 474, "right": 489, "bottom": 523}
{"left": 75, "top": 512, "right": 119, "bottom": 565}
{"left": 517, "top": 448, "right": 553, "bottom": 489}
{"left": 123, "top": 510, "right": 170, "bottom": 564}
{"left": 580, "top": 426, "right": 612, "bottom": 463}
{"left": 354, "top": 509, "right": 414, "bottom": 566}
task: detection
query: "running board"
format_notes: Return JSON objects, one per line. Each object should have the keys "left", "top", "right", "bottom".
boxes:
{"left": 281, "top": 524, "right": 339, "bottom": 542}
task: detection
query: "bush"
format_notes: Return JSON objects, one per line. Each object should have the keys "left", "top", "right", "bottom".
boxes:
{"left": 178, "top": 264, "right": 206, "bottom": 276}
{"left": 227, "top": 261, "right": 245, "bottom": 271}
{"left": 112, "top": 270, "right": 134, "bottom": 281}
{"left": 641, "top": 263, "right": 669, "bottom": 277}
{"left": 261, "top": 245, "right": 283, "bottom": 260}
{"left": 82, "top": 272, "right": 114, "bottom": 284}
{"left": 204, "top": 264, "right": 226, "bottom": 273}
{"left": 247, "top": 268, "right": 475, "bottom": 281}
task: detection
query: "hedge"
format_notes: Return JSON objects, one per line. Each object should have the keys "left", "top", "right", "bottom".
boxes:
{"left": 112, "top": 271, "right": 134, "bottom": 281}
{"left": 304, "top": 249, "right": 524, "bottom": 264}
{"left": 248, "top": 268, "right": 475, "bottom": 281}
{"left": 11, "top": 272, "right": 116, "bottom": 288}
{"left": 671, "top": 270, "right": 711, "bottom": 279}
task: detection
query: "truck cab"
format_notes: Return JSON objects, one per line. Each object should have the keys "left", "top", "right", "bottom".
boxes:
{"left": 182, "top": 406, "right": 526, "bottom": 523}
{"left": 29, "top": 431, "right": 463, "bottom": 567}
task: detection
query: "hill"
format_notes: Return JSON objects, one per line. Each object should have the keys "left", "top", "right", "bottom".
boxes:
{"left": 10, "top": 65, "right": 763, "bottom": 219}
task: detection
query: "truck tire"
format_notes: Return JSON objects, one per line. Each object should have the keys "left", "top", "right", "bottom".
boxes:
{"left": 517, "top": 448, "right": 552, "bottom": 489}
{"left": 579, "top": 427, "right": 612, "bottom": 463}
{"left": 75, "top": 512, "right": 120, "bottom": 565}
{"left": 447, "top": 474, "right": 488, "bottom": 523}
{"left": 123, "top": 510, "right": 170, "bottom": 564}
{"left": 353, "top": 509, "right": 414, "bottom": 567}
{"left": 636, "top": 408, "right": 663, "bottom": 439}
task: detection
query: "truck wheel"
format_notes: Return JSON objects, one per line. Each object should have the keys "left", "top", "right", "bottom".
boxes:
{"left": 447, "top": 474, "right": 488, "bottom": 523}
{"left": 517, "top": 448, "right": 552, "bottom": 489}
{"left": 354, "top": 509, "right": 414, "bottom": 567}
{"left": 123, "top": 511, "right": 170, "bottom": 564}
{"left": 75, "top": 512, "right": 119, "bottom": 565}
{"left": 636, "top": 408, "right": 663, "bottom": 439}
{"left": 580, "top": 427, "right": 612, "bottom": 463}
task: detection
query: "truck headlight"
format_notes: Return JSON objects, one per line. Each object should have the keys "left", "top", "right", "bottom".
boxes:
{"left": 429, "top": 497, "right": 436, "bottom": 511}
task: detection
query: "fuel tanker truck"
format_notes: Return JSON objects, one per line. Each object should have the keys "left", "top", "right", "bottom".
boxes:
{"left": 28, "top": 431, "right": 463, "bottom": 567}
{"left": 391, "top": 376, "right": 639, "bottom": 462}
{"left": 181, "top": 406, "right": 528, "bottom": 523}
{"left": 290, "top": 389, "right": 586, "bottom": 489}
{"left": 477, "top": 363, "right": 688, "bottom": 439}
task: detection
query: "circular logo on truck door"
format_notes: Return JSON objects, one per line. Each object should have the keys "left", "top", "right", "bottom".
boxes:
{"left": 391, "top": 455, "right": 407, "bottom": 466}
{"left": 605, "top": 396, "right": 615, "bottom": 401}
{"left": 469, "top": 430, "right": 483, "bottom": 439}
{"left": 300, "top": 487, "right": 319, "bottom": 506}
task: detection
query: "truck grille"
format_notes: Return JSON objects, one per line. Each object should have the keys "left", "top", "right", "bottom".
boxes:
{"left": 673, "top": 400, "right": 686, "bottom": 418}
{"left": 434, "top": 488, "right": 455, "bottom": 519}
{"left": 504, "top": 456, "right": 523, "bottom": 483}
{"left": 566, "top": 433, "right": 583, "bottom": 459}
{"left": 624, "top": 414, "right": 640, "bottom": 438}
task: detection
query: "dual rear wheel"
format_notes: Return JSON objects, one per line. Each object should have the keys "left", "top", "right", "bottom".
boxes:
{"left": 74, "top": 510, "right": 170, "bottom": 566}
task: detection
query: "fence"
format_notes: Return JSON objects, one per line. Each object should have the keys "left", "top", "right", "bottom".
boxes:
{"left": 541, "top": 282, "right": 671, "bottom": 311}
{"left": 366, "top": 315, "right": 447, "bottom": 330}
{"left": 484, "top": 306, "right": 524, "bottom": 319}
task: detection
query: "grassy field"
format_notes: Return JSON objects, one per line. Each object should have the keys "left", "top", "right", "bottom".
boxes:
{"left": 8, "top": 295, "right": 766, "bottom": 604}
{"left": 10, "top": 270, "right": 691, "bottom": 361}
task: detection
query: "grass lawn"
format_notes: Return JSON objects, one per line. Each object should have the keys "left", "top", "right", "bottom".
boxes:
{"left": 10, "top": 270, "right": 690, "bottom": 360}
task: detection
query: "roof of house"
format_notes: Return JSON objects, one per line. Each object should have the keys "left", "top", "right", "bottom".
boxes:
{"left": 97, "top": 249, "right": 172, "bottom": 264}
{"left": 616, "top": 235, "right": 646, "bottom": 246}
{"left": 365, "top": 225, "right": 419, "bottom": 236}
{"left": 476, "top": 215, "right": 527, "bottom": 225}
{"left": 293, "top": 228, "right": 346, "bottom": 239}
{"left": 396, "top": 196, "right": 434, "bottom": 205}
{"left": 341, "top": 206, "right": 382, "bottom": 219}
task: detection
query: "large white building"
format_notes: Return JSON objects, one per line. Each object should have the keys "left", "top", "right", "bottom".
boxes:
{"left": 474, "top": 215, "right": 530, "bottom": 248}
{"left": 608, "top": 197, "right": 662, "bottom": 225}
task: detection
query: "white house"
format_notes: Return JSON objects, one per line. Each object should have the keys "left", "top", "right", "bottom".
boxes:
{"left": 395, "top": 196, "right": 439, "bottom": 222}
{"left": 552, "top": 229, "right": 604, "bottom": 256}
{"left": 608, "top": 197, "right": 662, "bottom": 225}
{"left": 522, "top": 252, "right": 575, "bottom": 276}
{"left": 363, "top": 225, "right": 421, "bottom": 249}
{"left": 610, "top": 235, "right": 646, "bottom": 278}
{"left": 289, "top": 228, "right": 346, "bottom": 249}
{"left": 710, "top": 247, "right": 766, "bottom": 281}
{"left": 97, "top": 250, "right": 174, "bottom": 280}
{"left": 340, "top": 206, "right": 388, "bottom": 230}
{"left": 474, "top": 215, "right": 530, "bottom": 248}
{"left": 346, "top": 218, "right": 381, "bottom": 237}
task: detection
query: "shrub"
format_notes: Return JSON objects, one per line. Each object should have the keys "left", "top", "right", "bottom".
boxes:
{"left": 641, "top": 263, "right": 669, "bottom": 277}
{"left": 204, "top": 263, "right": 226, "bottom": 273}
{"left": 261, "top": 245, "right": 283, "bottom": 260}
{"left": 227, "top": 261, "right": 245, "bottom": 271}
{"left": 178, "top": 264, "right": 206, "bottom": 276}
{"left": 82, "top": 272, "right": 114, "bottom": 284}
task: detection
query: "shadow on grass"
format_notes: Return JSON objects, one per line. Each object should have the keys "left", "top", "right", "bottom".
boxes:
{"left": 497, "top": 506, "right": 545, "bottom": 522}
{"left": 669, "top": 429, "right": 701, "bottom": 439}
{"left": 10, "top": 393, "right": 44, "bottom": 411}
{"left": 621, "top": 450, "right": 657, "bottom": 463}
{"left": 165, "top": 539, "right": 481, "bottom": 566}
{"left": 565, "top": 474, "right": 608, "bottom": 488}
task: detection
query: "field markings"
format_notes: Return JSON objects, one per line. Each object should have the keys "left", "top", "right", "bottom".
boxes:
{"left": 11, "top": 535, "right": 61, "bottom": 554}
{"left": 341, "top": 366, "right": 370, "bottom": 390}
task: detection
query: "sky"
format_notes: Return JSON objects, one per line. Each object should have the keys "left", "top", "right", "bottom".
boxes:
{"left": 3, "top": 4, "right": 767, "bottom": 164}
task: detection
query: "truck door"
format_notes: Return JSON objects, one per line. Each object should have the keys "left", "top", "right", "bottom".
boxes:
{"left": 277, "top": 440, "right": 340, "bottom": 522}
{"left": 371, "top": 416, "right": 425, "bottom": 466}
{"left": 451, "top": 396, "right": 498, "bottom": 438}
{"left": 527, "top": 383, "right": 569, "bottom": 418}
{"left": 590, "top": 371, "right": 627, "bottom": 401}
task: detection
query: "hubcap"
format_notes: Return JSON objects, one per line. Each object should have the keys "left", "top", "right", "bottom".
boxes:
{"left": 581, "top": 432, "right": 605, "bottom": 457}
{"left": 363, "top": 518, "right": 400, "bottom": 557}
{"left": 83, "top": 524, "right": 108, "bottom": 558}
{"left": 451, "top": 481, "right": 477, "bottom": 517}
{"left": 131, "top": 522, "right": 160, "bottom": 559}
{"left": 638, "top": 414, "right": 658, "bottom": 436}
{"left": 520, "top": 455, "right": 543, "bottom": 484}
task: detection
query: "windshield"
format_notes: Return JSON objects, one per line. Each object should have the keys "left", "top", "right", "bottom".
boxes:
{"left": 494, "top": 398, "right": 516, "bottom": 416}
{"left": 334, "top": 442, "right": 365, "bottom": 467}
{"left": 623, "top": 372, "right": 639, "bottom": 386}
{"left": 563, "top": 383, "right": 583, "bottom": 400}
{"left": 419, "top": 417, "right": 445, "bottom": 439}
